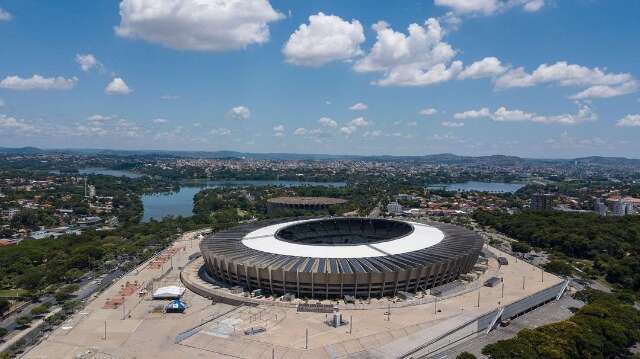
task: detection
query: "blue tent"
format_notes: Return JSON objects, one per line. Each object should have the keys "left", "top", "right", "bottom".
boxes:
{"left": 165, "top": 299, "right": 187, "bottom": 313}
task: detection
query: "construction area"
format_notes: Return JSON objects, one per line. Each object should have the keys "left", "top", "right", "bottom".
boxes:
{"left": 24, "top": 230, "right": 568, "bottom": 359}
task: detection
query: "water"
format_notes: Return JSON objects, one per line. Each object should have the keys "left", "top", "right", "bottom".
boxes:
{"left": 426, "top": 181, "right": 525, "bottom": 194}
{"left": 141, "top": 180, "right": 346, "bottom": 222}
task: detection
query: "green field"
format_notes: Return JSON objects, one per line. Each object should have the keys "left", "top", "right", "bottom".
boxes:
{"left": 0, "top": 289, "right": 30, "bottom": 298}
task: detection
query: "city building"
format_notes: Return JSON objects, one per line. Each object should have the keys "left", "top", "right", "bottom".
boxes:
{"left": 531, "top": 193, "right": 555, "bottom": 211}
{"left": 594, "top": 199, "right": 608, "bottom": 216}
{"left": 387, "top": 201, "right": 403, "bottom": 214}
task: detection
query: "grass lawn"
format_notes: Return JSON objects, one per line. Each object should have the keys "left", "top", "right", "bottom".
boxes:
{"left": 0, "top": 289, "right": 30, "bottom": 298}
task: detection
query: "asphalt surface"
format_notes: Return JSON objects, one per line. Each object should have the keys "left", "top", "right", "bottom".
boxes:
{"left": 433, "top": 293, "right": 585, "bottom": 358}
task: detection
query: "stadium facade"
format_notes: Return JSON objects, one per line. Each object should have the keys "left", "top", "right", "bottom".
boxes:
{"left": 200, "top": 217, "right": 484, "bottom": 299}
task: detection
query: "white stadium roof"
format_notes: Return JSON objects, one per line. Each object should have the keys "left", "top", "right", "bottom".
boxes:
{"left": 241, "top": 219, "right": 444, "bottom": 259}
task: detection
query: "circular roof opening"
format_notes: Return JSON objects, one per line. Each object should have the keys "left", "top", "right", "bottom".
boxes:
{"left": 275, "top": 218, "right": 413, "bottom": 246}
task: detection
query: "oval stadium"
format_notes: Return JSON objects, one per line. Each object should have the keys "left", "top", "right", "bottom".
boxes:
{"left": 200, "top": 217, "right": 484, "bottom": 299}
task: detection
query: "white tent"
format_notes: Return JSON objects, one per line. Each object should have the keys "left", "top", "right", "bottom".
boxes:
{"left": 152, "top": 285, "right": 186, "bottom": 299}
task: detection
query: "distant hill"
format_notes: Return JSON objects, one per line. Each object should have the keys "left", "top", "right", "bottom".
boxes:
{"left": 0, "top": 146, "right": 639, "bottom": 167}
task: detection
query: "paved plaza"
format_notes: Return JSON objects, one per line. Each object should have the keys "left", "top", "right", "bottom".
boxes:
{"left": 25, "top": 235, "right": 562, "bottom": 359}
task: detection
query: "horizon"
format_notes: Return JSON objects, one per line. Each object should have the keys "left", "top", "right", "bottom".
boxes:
{"left": 2, "top": 145, "right": 639, "bottom": 161}
{"left": 1, "top": 1, "right": 639, "bottom": 157}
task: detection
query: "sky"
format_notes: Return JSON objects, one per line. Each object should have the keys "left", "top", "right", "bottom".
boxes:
{"left": 0, "top": 0, "right": 639, "bottom": 158}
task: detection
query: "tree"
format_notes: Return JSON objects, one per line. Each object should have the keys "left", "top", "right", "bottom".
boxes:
{"left": 15, "top": 315, "right": 32, "bottom": 328}
{"left": 456, "top": 352, "right": 476, "bottom": 359}
{"left": 0, "top": 299, "right": 9, "bottom": 316}
{"left": 544, "top": 260, "right": 573, "bottom": 276}
{"left": 30, "top": 304, "right": 50, "bottom": 317}
{"left": 511, "top": 242, "right": 531, "bottom": 254}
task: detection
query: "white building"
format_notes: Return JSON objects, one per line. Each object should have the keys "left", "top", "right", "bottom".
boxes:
{"left": 387, "top": 201, "right": 403, "bottom": 214}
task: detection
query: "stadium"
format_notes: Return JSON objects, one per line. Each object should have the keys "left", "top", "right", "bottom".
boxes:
{"left": 200, "top": 217, "right": 484, "bottom": 299}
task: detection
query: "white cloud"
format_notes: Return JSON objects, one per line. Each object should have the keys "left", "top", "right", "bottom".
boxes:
{"left": 152, "top": 118, "right": 169, "bottom": 124}
{"left": 339, "top": 126, "right": 356, "bottom": 136}
{"left": 160, "top": 95, "right": 179, "bottom": 100}
{"left": 349, "top": 117, "right": 369, "bottom": 127}
{"left": 273, "top": 124, "right": 285, "bottom": 132}
{"left": 0, "top": 114, "right": 37, "bottom": 134}
{"left": 442, "top": 121, "right": 464, "bottom": 127}
{"left": 87, "top": 114, "right": 114, "bottom": 125}
{"left": 570, "top": 81, "right": 638, "bottom": 100}
{"left": 0, "top": 8, "right": 12, "bottom": 21}
{"left": 318, "top": 117, "right": 337, "bottom": 128}
{"left": 616, "top": 114, "right": 640, "bottom": 127}
{"left": 363, "top": 130, "right": 382, "bottom": 137}
{"left": 419, "top": 108, "right": 438, "bottom": 116}
{"left": 458, "top": 57, "right": 507, "bottom": 79}
{"left": 0, "top": 75, "right": 77, "bottom": 91}
{"left": 227, "top": 105, "right": 250, "bottom": 120}
{"left": 492, "top": 107, "right": 535, "bottom": 122}
{"left": 76, "top": 53, "right": 102, "bottom": 72}
{"left": 283, "top": 12, "right": 365, "bottom": 66}
{"left": 454, "top": 103, "right": 597, "bottom": 125}
{"left": 354, "top": 18, "right": 462, "bottom": 87}
{"left": 495, "top": 61, "right": 637, "bottom": 99}
{"left": 115, "top": 0, "right": 283, "bottom": 51}
{"left": 293, "top": 127, "right": 308, "bottom": 136}
{"left": 434, "top": 0, "right": 545, "bottom": 15}
{"left": 454, "top": 107, "right": 491, "bottom": 119}
{"left": 210, "top": 127, "right": 231, "bottom": 136}
{"left": 349, "top": 102, "right": 368, "bottom": 111}
{"left": 105, "top": 77, "right": 132, "bottom": 95}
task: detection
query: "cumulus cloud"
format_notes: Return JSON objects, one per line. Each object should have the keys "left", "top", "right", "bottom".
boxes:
{"left": 318, "top": 117, "right": 337, "bottom": 128}
{"left": 272, "top": 124, "right": 285, "bottom": 137}
{"left": 0, "top": 75, "right": 77, "bottom": 91}
{"left": 87, "top": 114, "right": 114, "bottom": 125}
{"left": 105, "top": 77, "right": 132, "bottom": 95}
{"left": 339, "top": 126, "right": 356, "bottom": 136}
{"left": 454, "top": 103, "right": 597, "bottom": 125}
{"left": 0, "top": 8, "right": 12, "bottom": 21}
{"left": 419, "top": 108, "right": 438, "bottom": 116}
{"left": 152, "top": 118, "right": 169, "bottom": 124}
{"left": 570, "top": 81, "right": 638, "bottom": 100}
{"left": 211, "top": 127, "right": 231, "bottom": 136}
{"left": 495, "top": 61, "right": 637, "bottom": 99}
{"left": 115, "top": 0, "right": 283, "bottom": 51}
{"left": 293, "top": 127, "right": 308, "bottom": 136}
{"left": 283, "top": 12, "right": 365, "bottom": 66}
{"left": 0, "top": 114, "right": 37, "bottom": 134}
{"left": 354, "top": 18, "right": 462, "bottom": 87}
{"left": 442, "top": 121, "right": 464, "bottom": 127}
{"left": 435, "top": 0, "right": 545, "bottom": 15}
{"left": 349, "top": 102, "right": 368, "bottom": 111}
{"left": 227, "top": 105, "right": 251, "bottom": 120}
{"left": 454, "top": 107, "right": 491, "bottom": 119}
{"left": 76, "top": 53, "right": 102, "bottom": 72}
{"left": 458, "top": 57, "right": 507, "bottom": 79}
{"left": 616, "top": 114, "right": 640, "bottom": 127}
{"left": 349, "top": 117, "right": 369, "bottom": 127}
{"left": 363, "top": 130, "right": 382, "bottom": 137}
{"left": 160, "top": 95, "right": 179, "bottom": 100}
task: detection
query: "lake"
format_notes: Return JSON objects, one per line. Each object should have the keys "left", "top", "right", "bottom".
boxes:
{"left": 141, "top": 180, "right": 346, "bottom": 222}
{"left": 426, "top": 181, "right": 525, "bottom": 194}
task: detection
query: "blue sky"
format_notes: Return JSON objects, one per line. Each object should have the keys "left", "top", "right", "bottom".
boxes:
{"left": 0, "top": 0, "right": 639, "bottom": 158}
